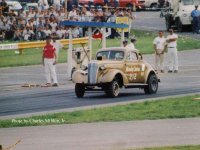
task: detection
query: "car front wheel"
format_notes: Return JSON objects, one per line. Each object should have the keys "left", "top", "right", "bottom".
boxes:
{"left": 144, "top": 74, "right": 158, "bottom": 94}
{"left": 75, "top": 83, "right": 85, "bottom": 98}
{"left": 106, "top": 80, "right": 120, "bottom": 98}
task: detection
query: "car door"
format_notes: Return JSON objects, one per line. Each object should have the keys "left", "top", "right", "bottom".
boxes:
{"left": 124, "top": 51, "right": 146, "bottom": 83}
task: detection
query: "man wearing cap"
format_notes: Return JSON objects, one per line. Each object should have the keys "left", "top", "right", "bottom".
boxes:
{"left": 153, "top": 31, "right": 166, "bottom": 73}
{"left": 127, "top": 37, "right": 139, "bottom": 52}
{"left": 42, "top": 36, "right": 58, "bottom": 86}
{"left": 191, "top": 5, "right": 200, "bottom": 34}
{"left": 166, "top": 29, "right": 178, "bottom": 73}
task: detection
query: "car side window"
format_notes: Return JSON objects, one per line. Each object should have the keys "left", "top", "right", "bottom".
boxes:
{"left": 126, "top": 52, "right": 137, "bottom": 61}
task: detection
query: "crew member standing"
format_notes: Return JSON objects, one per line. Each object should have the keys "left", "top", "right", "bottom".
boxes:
{"left": 52, "top": 35, "right": 63, "bottom": 59}
{"left": 153, "top": 31, "right": 166, "bottom": 73}
{"left": 191, "top": 5, "right": 200, "bottom": 34}
{"left": 127, "top": 37, "right": 139, "bottom": 52}
{"left": 42, "top": 36, "right": 58, "bottom": 86}
{"left": 166, "top": 29, "right": 178, "bottom": 73}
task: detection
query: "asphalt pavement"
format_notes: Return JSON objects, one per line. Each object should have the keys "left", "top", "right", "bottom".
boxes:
{"left": 1, "top": 118, "right": 200, "bottom": 150}
{"left": 0, "top": 49, "right": 200, "bottom": 119}
{"left": 132, "top": 11, "right": 200, "bottom": 39}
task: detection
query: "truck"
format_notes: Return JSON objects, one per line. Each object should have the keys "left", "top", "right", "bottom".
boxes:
{"left": 164, "top": 0, "right": 200, "bottom": 32}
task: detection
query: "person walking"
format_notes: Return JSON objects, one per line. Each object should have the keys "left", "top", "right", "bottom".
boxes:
{"left": 153, "top": 31, "right": 166, "bottom": 73}
{"left": 42, "top": 36, "right": 58, "bottom": 86}
{"left": 191, "top": 5, "right": 200, "bottom": 34}
{"left": 166, "top": 29, "right": 179, "bottom": 73}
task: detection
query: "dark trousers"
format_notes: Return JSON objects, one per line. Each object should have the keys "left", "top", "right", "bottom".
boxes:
{"left": 192, "top": 17, "right": 200, "bottom": 33}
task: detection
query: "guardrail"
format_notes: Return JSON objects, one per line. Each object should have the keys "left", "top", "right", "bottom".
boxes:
{"left": 0, "top": 37, "right": 89, "bottom": 54}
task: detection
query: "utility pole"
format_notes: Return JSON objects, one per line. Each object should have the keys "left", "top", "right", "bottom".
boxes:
{"left": 65, "top": 0, "right": 68, "bottom": 19}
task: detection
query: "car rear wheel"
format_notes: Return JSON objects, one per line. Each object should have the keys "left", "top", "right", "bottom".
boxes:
{"left": 106, "top": 79, "right": 120, "bottom": 98}
{"left": 144, "top": 74, "right": 158, "bottom": 94}
{"left": 75, "top": 83, "right": 85, "bottom": 98}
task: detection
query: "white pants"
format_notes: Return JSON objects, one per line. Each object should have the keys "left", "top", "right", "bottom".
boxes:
{"left": 168, "top": 47, "right": 178, "bottom": 71}
{"left": 155, "top": 54, "right": 164, "bottom": 71}
{"left": 44, "top": 58, "right": 58, "bottom": 84}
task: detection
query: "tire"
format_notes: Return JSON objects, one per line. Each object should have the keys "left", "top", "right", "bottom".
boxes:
{"left": 75, "top": 83, "right": 85, "bottom": 98}
{"left": 176, "top": 18, "right": 183, "bottom": 32}
{"left": 144, "top": 74, "right": 158, "bottom": 94}
{"left": 106, "top": 79, "right": 120, "bottom": 98}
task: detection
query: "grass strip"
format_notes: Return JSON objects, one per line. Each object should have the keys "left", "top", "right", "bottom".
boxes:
{"left": 0, "top": 30, "right": 200, "bottom": 67}
{"left": 0, "top": 95, "right": 200, "bottom": 128}
{"left": 129, "top": 145, "right": 200, "bottom": 150}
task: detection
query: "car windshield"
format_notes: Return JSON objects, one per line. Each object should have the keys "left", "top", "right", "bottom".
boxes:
{"left": 96, "top": 50, "right": 124, "bottom": 60}
{"left": 182, "top": 0, "right": 200, "bottom": 5}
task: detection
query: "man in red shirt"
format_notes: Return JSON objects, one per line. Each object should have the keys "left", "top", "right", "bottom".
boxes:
{"left": 42, "top": 36, "right": 58, "bottom": 86}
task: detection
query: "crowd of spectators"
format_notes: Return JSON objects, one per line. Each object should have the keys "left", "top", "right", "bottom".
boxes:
{"left": 0, "top": 0, "right": 135, "bottom": 42}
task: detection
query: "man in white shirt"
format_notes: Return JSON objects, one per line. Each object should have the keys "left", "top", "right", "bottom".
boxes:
{"left": 127, "top": 37, "right": 139, "bottom": 53}
{"left": 53, "top": 0, "right": 61, "bottom": 10}
{"left": 153, "top": 31, "right": 166, "bottom": 73}
{"left": 52, "top": 35, "right": 63, "bottom": 59}
{"left": 38, "top": 0, "right": 49, "bottom": 10}
{"left": 166, "top": 29, "right": 178, "bottom": 73}
{"left": 50, "top": 19, "right": 58, "bottom": 32}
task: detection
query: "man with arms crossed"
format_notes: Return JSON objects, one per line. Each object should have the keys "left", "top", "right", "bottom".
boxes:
{"left": 167, "top": 29, "right": 179, "bottom": 73}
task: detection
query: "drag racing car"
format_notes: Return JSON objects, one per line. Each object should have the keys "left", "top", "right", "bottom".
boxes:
{"left": 72, "top": 47, "right": 159, "bottom": 98}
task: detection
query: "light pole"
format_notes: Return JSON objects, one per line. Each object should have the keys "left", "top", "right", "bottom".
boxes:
{"left": 65, "top": 0, "right": 68, "bottom": 19}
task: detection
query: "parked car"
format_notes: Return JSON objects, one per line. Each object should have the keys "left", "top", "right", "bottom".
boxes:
{"left": 138, "top": 0, "right": 158, "bottom": 9}
{"left": 79, "top": 0, "right": 145, "bottom": 10}
{"left": 72, "top": 47, "right": 159, "bottom": 98}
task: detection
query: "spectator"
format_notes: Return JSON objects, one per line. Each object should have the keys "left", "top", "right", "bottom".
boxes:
{"left": 36, "top": 27, "right": 46, "bottom": 40}
{"left": 23, "top": 27, "right": 34, "bottom": 41}
{"left": 72, "top": 27, "right": 80, "bottom": 38}
{"left": 13, "top": 29, "right": 22, "bottom": 41}
{"left": 38, "top": 0, "right": 49, "bottom": 10}
{"left": 0, "top": 0, "right": 9, "bottom": 16}
{"left": 114, "top": 0, "right": 119, "bottom": 8}
{"left": 44, "top": 26, "right": 52, "bottom": 37}
{"left": 53, "top": 0, "right": 61, "bottom": 10}
{"left": 50, "top": 19, "right": 58, "bottom": 32}
{"left": 0, "top": 30, "right": 5, "bottom": 41}
{"left": 108, "top": 10, "right": 116, "bottom": 39}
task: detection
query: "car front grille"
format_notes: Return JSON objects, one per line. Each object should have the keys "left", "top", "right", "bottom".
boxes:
{"left": 88, "top": 63, "right": 99, "bottom": 84}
